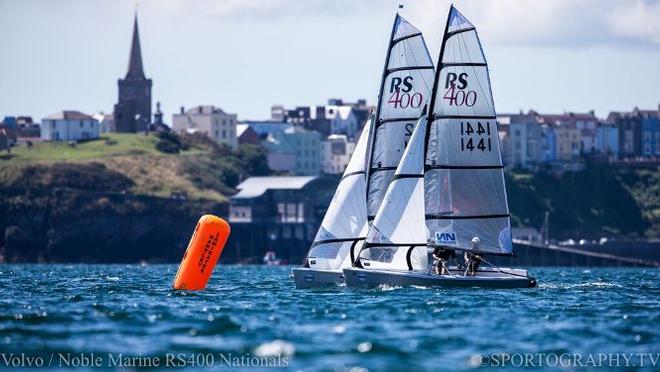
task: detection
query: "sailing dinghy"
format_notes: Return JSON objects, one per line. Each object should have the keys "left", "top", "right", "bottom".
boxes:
{"left": 293, "top": 14, "right": 435, "bottom": 288}
{"left": 344, "top": 6, "right": 536, "bottom": 289}
{"left": 292, "top": 119, "right": 372, "bottom": 288}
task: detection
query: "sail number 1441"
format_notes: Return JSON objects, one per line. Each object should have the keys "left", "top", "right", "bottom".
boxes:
{"left": 460, "top": 121, "right": 492, "bottom": 152}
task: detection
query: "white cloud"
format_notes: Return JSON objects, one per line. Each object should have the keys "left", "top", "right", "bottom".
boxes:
{"left": 406, "top": 0, "right": 660, "bottom": 48}
{"left": 151, "top": 0, "right": 660, "bottom": 47}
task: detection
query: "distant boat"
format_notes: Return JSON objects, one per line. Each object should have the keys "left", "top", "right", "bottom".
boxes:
{"left": 263, "top": 250, "right": 281, "bottom": 266}
{"left": 344, "top": 5, "right": 536, "bottom": 288}
{"left": 292, "top": 13, "right": 435, "bottom": 288}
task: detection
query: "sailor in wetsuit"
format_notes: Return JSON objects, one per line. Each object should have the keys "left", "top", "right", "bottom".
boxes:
{"left": 432, "top": 247, "right": 456, "bottom": 275}
{"left": 464, "top": 237, "right": 483, "bottom": 276}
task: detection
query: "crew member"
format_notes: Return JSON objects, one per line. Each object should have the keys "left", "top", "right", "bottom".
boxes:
{"left": 464, "top": 237, "right": 482, "bottom": 276}
{"left": 432, "top": 247, "right": 455, "bottom": 275}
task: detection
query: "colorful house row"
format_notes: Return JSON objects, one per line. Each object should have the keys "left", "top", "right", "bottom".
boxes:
{"left": 498, "top": 104, "right": 660, "bottom": 169}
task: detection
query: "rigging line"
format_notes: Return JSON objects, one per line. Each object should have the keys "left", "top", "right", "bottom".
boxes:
{"left": 479, "top": 256, "right": 530, "bottom": 279}
{"left": 425, "top": 213, "right": 510, "bottom": 220}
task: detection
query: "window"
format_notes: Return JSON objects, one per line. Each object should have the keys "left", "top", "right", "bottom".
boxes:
{"left": 222, "top": 130, "right": 226, "bottom": 139}
{"left": 80, "top": 121, "right": 83, "bottom": 128}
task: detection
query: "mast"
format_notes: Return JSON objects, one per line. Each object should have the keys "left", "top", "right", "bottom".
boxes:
{"left": 425, "top": 4, "right": 454, "bottom": 145}
{"left": 364, "top": 14, "right": 399, "bottom": 219}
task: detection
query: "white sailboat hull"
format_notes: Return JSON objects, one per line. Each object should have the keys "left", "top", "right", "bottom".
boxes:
{"left": 292, "top": 267, "right": 345, "bottom": 288}
{"left": 343, "top": 267, "right": 536, "bottom": 289}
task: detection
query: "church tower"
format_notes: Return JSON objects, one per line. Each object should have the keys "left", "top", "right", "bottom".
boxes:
{"left": 114, "top": 13, "right": 152, "bottom": 133}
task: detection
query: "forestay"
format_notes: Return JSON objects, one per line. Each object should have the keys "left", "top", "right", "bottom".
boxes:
{"left": 306, "top": 119, "right": 372, "bottom": 269}
{"left": 366, "top": 14, "right": 435, "bottom": 222}
{"left": 360, "top": 114, "right": 429, "bottom": 271}
{"left": 424, "top": 6, "right": 512, "bottom": 255}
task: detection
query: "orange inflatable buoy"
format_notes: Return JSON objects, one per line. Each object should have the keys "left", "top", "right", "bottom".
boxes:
{"left": 173, "top": 215, "right": 230, "bottom": 290}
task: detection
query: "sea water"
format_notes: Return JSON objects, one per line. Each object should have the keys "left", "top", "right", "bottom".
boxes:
{"left": 0, "top": 265, "right": 658, "bottom": 370}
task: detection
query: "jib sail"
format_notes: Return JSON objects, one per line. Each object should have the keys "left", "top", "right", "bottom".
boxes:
{"left": 306, "top": 118, "right": 372, "bottom": 269}
{"left": 360, "top": 113, "right": 429, "bottom": 271}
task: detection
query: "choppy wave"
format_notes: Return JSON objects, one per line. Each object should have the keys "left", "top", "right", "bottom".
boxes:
{"left": 0, "top": 265, "right": 657, "bottom": 370}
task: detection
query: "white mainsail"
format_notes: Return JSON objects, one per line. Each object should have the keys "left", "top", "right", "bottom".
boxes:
{"left": 306, "top": 119, "right": 373, "bottom": 270}
{"left": 425, "top": 6, "right": 512, "bottom": 255}
{"left": 366, "top": 14, "right": 435, "bottom": 223}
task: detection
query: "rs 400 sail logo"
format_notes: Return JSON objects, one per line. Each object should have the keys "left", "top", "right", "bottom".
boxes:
{"left": 443, "top": 72, "right": 477, "bottom": 107}
{"left": 388, "top": 76, "right": 424, "bottom": 109}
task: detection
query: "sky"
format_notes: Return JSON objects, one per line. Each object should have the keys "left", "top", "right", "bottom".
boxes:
{"left": 1, "top": 0, "right": 659, "bottom": 122}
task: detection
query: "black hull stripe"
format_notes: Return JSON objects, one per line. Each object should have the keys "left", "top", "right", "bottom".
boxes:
{"left": 386, "top": 66, "right": 434, "bottom": 75}
{"left": 425, "top": 165, "right": 503, "bottom": 170}
{"left": 311, "top": 237, "right": 365, "bottom": 248}
{"left": 426, "top": 213, "right": 510, "bottom": 220}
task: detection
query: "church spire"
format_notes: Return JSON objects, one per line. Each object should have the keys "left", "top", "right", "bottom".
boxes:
{"left": 125, "top": 12, "right": 145, "bottom": 80}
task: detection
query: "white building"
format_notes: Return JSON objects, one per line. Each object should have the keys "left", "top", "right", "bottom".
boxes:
{"left": 325, "top": 105, "right": 359, "bottom": 139}
{"left": 263, "top": 126, "right": 321, "bottom": 175}
{"left": 497, "top": 112, "right": 543, "bottom": 169}
{"left": 172, "top": 105, "right": 238, "bottom": 148}
{"left": 40, "top": 111, "right": 99, "bottom": 141}
{"left": 320, "top": 134, "right": 356, "bottom": 174}
{"left": 93, "top": 112, "right": 115, "bottom": 133}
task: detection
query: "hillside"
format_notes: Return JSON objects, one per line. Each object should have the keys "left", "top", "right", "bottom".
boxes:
{"left": 0, "top": 132, "right": 269, "bottom": 263}
{"left": 0, "top": 133, "right": 268, "bottom": 201}
{"left": 0, "top": 134, "right": 657, "bottom": 262}
{"left": 507, "top": 163, "right": 659, "bottom": 240}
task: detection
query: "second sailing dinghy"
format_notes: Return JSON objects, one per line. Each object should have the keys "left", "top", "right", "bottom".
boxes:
{"left": 344, "top": 6, "right": 536, "bottom": 289}
{"left": 292, "top": 120, "right": 372, "bottom": 288}
{"left": 292, "top": 13, "right": 434, "bottom": 288}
